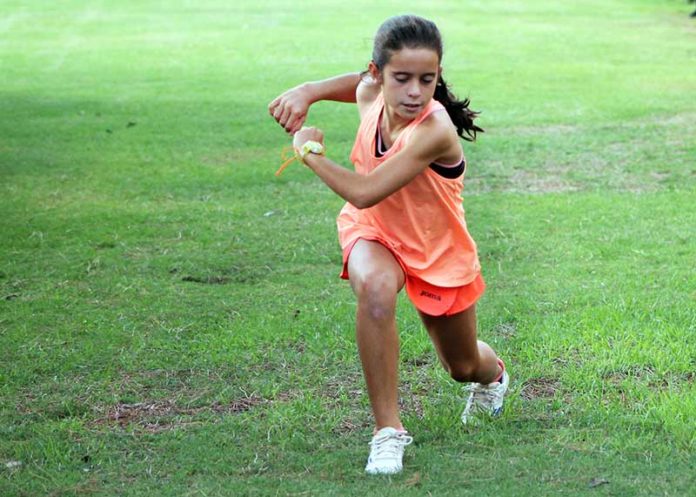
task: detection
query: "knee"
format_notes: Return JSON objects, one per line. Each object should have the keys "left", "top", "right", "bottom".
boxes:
{"left": 353, "top": 273, "right": 399, "bottom": 321}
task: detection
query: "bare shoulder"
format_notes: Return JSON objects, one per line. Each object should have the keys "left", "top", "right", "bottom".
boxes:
{"left": 408, "top": 108, "right": 462, "bottom": 164}
{"left": 356, "top": 78, "right": 381, "bottom": 118}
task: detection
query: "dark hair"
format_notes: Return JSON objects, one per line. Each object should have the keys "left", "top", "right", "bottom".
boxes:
{"left": 370, "top": 15, "right": 483, "bottom": 141}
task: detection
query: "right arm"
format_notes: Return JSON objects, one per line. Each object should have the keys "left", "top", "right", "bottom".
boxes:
{"left": 268, "top": 73, "right": 361, "bottom": 134}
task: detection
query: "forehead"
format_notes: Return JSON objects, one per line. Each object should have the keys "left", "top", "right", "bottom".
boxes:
{"left": 385, "top": 47, "right": 440, "bottom": 73}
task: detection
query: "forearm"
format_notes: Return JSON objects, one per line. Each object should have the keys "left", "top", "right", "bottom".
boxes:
{"left": 270, "top": 73, "right": 360, "bottom": 134}
{"left": 303, "top": 73, "right": 361, "bottom": 104}
{"left": 303, "top": 154, "right": 374, "bottom": 208}
{"left": 294, "top": 121, "right": 443, "bottom": 208}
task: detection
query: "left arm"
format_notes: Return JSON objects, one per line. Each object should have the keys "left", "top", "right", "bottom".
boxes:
{"left": 294, "top": 116, "right": 458, "bottom": 209}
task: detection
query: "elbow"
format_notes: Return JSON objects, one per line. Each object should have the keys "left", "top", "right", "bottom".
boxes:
{"left": 350, "top": 193, "right": 379, "bottom": 210}
{"left": 343, "top": 178, "right": 385, "bottom": 209}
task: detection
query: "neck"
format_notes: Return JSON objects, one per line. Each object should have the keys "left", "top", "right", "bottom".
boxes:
{"left": 381, "top": 103, "right": 412, "bottom": 135}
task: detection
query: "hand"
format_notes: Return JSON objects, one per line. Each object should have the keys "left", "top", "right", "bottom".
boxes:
{"left": 268, "top": 84, "right": 313, "bottom": 134}
{"left": 293, "top": 126, "right": 324, "bottom": 151}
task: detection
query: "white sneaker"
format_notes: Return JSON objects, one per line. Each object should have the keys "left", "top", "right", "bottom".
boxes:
{"left": 461, "top": 370, "right": 509, "bottom": 425}
{"left": 365, "top": 427, "right": 413, "bottom": 475}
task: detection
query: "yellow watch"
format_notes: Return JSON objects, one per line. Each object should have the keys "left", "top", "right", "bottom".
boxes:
{"left": 297, "top": 140, "right": 325, "bottom": 163}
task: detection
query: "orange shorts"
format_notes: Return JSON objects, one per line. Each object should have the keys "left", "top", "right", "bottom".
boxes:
{"left": 340, "top": 237, "right": 485, "bottom": 316}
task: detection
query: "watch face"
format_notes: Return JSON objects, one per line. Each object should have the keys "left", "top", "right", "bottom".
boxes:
{"left": 304, "top": 141, "right": 323, "bottom": 155}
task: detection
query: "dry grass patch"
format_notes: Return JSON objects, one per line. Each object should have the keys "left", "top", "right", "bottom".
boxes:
{"left": 520, "top": 377, "right": 561, "bottom": 401}
{"left": 91, "top": 394, "right": 273, "bottom": 433}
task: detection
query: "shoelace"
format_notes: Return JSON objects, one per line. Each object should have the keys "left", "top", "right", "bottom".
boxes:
{"left": 467, "top": 383, "right": 501, "bottom": 407}
{"left": 369, "top": 432, "right": 413, "bottom": 459}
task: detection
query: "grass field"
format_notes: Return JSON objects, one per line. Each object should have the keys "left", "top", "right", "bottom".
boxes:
{"left": 1, "top": 1, "right": 695, "bottom": 495}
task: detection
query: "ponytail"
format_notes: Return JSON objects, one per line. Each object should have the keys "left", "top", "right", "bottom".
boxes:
{"left": 434, "top": 76, "right": 484, "bottom": 142}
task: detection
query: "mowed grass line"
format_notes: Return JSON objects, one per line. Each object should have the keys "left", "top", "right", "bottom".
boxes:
{"left": 1, "top": 1, "right": 695, "bottom": 496}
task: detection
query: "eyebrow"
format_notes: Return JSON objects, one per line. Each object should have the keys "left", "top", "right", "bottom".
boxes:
{"left": 392, "top": 71, "right": 437, "bottom": 77}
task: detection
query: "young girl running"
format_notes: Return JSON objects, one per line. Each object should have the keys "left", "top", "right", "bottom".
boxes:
{"left": 269, "top": 15, "right": 509, "bottom": 475}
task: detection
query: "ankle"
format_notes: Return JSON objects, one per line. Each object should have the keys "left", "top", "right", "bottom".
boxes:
{"left": 374, "top": 424, "right": 405, "bottom": 434}
{"left": 492, "top": 358, "right": 505, "bottom": 383}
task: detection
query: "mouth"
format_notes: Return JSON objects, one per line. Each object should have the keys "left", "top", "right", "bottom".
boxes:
{"left": 402, "top": 103, "right": 421, "bottom": 112}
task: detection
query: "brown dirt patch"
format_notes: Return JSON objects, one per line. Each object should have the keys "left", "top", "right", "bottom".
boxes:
{"left": 91, "top": 394, "right": 272, "bottom": 433}
{"left": 493, "top": 322, "right": 517, "bottom": 338}
{"left": 604, "top": 367, "right": 694, "bottom": 389}
{"left": 332, "top": 418, "right": 372, "bottom": 435}
{"left": 520, "top": 377, "right": 561, "bottom": 401}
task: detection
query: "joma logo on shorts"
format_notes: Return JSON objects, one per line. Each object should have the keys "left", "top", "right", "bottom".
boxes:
{"left": 420, "top": 290, "right": 441, "bottom": 301}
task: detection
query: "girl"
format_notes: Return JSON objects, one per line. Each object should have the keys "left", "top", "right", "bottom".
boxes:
{"left": 268, "top": 15, "right": 509, "bottom": 475}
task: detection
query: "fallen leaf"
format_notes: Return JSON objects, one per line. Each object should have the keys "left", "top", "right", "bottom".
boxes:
{"left": 405, "top": 471, "right": 421, "bottom": 487}
{"left": 589, "top": 477, "right": 609, "bottom": 488}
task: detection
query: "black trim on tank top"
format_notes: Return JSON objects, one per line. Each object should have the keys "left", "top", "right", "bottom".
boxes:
{"left": 429, "top": 161, "right": 465, "bottom": 179}
{"left": 375, "top": 127, "right": 465, "bottom": 178}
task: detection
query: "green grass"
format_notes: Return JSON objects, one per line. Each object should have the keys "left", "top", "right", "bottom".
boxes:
{"left": 1, "top": 0, "right": 695, "bottom": 495}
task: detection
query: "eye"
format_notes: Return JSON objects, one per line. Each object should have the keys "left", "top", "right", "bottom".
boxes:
{"left": 421, "top": 77, "right": 435, "bottom": 85}
{"left": 395, "top": 75, "right": 409, "bottom": 83}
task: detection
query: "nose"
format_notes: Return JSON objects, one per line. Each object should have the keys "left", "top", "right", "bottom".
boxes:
{"left": 407, "top": 81, "right": 421, "bottom": 98}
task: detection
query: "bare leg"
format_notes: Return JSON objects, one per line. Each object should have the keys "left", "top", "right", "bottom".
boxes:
{"left": 419, "top": 304, "right": 502, "bottom": 384}
{"left": 347, "top": 240, "right": 405, "bottom": 430}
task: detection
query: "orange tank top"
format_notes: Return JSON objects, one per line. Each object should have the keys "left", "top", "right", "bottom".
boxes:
{"left": 336, "top": 93, "right": 481, "bottom": 287}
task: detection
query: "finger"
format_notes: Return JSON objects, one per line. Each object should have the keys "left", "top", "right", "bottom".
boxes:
{"left": 286, "top": 114, "right": 306, "bottom": 134}
{"left": 268, "top": 97, "right": 280, "bottom": 115}
{"left": 278, "top": 106, "right": 293, "bottom": 128}
{"left": 287, "top": 122, "right": 302, "bottom": 135}
{"left": 273, "top": 100, "right": 286, "bottom": 120}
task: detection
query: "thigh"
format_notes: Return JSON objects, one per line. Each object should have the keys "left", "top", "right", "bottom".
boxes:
{"left": 346, "top": 239, "right": 406, "bottom": 296}
{"left": 418, "top": 304, "right": 480, "bottom": 364}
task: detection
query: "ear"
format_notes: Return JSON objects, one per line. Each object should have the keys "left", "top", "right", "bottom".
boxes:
{"left": 367, "top": 61, "right": 383, "bottom": 84}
